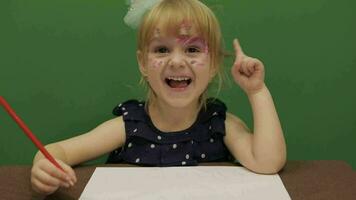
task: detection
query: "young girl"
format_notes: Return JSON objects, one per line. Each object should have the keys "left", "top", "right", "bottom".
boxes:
{"left": 31, "top": 0, "right": 286, "bottom": 195}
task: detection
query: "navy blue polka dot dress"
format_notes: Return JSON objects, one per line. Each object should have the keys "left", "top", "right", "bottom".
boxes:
{"left": 106, "top": 98, "right": 234, "bottom": 166}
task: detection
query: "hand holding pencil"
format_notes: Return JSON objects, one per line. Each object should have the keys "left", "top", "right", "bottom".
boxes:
{"left": 0, "top": 96, "right": 77, "bottom": 195}
{"left": 31, "top": 157, "right": 77, "bottom": 194}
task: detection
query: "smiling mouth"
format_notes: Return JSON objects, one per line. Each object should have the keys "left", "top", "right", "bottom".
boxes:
{"left": 165, "top": 76, "right": 192, "bottom": 89}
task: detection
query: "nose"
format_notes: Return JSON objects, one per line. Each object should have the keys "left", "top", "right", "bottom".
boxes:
{"left": 168, "top": 51, "right": 187, "bottom": 69}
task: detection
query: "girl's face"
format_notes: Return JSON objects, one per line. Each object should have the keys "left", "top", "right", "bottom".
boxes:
{"left": 139, "top": 28, "right": 214, "bottom": 108}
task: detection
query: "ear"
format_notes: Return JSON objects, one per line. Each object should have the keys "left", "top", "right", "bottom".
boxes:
{"left": 137, "top": 50, "right": 148, "bottom": 77}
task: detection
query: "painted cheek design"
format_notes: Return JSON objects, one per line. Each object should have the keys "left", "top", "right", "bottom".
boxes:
{"left": 195, "top": 62, "right": 207, "bottom": 68}
{"left": 152, "top": 59, "right": 164, "bottom": 68}
{"left": 189, "top": 59, "right": 207, "bottom": 68}
{"left": 157, "top": 60, "right": 164, "bottom": 67}
{"left": 197, "top": 62, "right": 206, "bottom": 67}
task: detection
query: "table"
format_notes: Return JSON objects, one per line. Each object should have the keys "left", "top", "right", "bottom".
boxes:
{"left": 0, "top": 161, "right": 355, "bottom": 200}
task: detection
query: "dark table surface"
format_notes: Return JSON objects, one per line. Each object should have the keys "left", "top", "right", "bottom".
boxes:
{"left": 0, "top": 160, "right": 355, "bottom": 200}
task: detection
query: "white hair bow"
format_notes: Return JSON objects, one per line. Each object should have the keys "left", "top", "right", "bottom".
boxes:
{"left": 124, "top": 0, "right": 163, "bottom": 29}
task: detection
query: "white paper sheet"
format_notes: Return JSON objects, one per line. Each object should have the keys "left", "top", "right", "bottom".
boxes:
{"left": 79, "top": 166, "right": 291, "bottom": 200}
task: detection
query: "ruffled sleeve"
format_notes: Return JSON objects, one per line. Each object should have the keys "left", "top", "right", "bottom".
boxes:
{"left": 112, "top": 99, "right": 146, "bottom": 121}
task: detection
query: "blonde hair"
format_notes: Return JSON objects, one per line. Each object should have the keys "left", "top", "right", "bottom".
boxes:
{"left": 137, "top": 0, "right": 225, "bottom": 109}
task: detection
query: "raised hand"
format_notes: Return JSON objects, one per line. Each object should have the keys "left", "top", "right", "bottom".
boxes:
{"left": 231, "top": 38, "right": 266, "bottom": 95}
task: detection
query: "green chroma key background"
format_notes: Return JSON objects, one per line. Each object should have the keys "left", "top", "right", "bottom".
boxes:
{"left": 0, "top": 0, "right": 355, "bottom": 168}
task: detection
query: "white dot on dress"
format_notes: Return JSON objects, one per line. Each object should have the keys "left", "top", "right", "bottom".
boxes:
{"left": 210, "top": 138, "right": 214, "bottom": 143}
{"left": 172, "top": 144, "right": 177, "bottom": 149}
{"left": 118, "top": 103, "right": 122, "bottom": 107}
{"left": 135, "top": 158, "right": 140, "bottom": 163}
{"left": 157, "top": 135, "right": 162, "bottom": 140}
{"left": 185, "top": 154, "right": 190, "bottom": 159}
{"left": 209, "top": 125, "right": 212, "bottom": 130}
{"left": 201, "top": 154, "right": 206, "bottom": 159}
{"left": 122, "top": 107, "right": 126, "bottom": 111}
{"left": 139, "top": 103, "right": 143, "bottom": 107}
{"left": 212, "top": 112, "right": 218, "bottom": 116}
{"left": 182, "top": 161, "right": 186, "bottom": 165}
{"left": 128, "top": 143, "right": 132, "bottom": 148}
{"left": 123, "top": 112, "right": 128, "bottom": 116}
{"left": 150, "top": 144, "right": 155, "bottom": 149}
{"left": 133, "top": 128, "right": 137, "bottom": 133}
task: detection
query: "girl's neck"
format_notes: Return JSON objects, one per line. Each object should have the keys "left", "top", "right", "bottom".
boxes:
{"left": 148, "top": 99, "right": 200, "bottom": 133}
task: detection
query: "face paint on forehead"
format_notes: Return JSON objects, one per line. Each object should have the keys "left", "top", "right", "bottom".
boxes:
{"left": 179, "top": 20, "right": 192, "bottom": 36}
{"left": 176, "top": 36, "right": 209, "bottom": 54}
{"left": 151, "top": 20, "right": 192, "bottom": 41}
{"left": 153, "top": 28, "right": 160, "bottom": 38}
{"left": 176, "top": 35, "right": 190, "bottom": 45}
{"left": 176, "top": 36, "right": 200, "bottom": 45}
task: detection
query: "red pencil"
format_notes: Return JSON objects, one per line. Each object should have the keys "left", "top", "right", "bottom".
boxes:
{"left": 0, "top": 96, "right": 65, "bottom": 172}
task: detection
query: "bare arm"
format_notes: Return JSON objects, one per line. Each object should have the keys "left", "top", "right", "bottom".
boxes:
{"left": 224, "top": 85, "right": 286, "bottom": 174}
{"left": 33, "top": 116, "right": 126, "bottom": 166}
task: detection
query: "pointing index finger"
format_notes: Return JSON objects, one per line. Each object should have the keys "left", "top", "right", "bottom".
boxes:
{"left": 233, "top": 38, "right": 244, "bottom": 58}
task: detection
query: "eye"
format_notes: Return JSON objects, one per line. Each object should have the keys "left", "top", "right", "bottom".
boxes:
{"left": 186, "top": 46, "right": 201, "bottom": 53}
{"left": 154, "top": 46, "right": 170, "bottom": 54}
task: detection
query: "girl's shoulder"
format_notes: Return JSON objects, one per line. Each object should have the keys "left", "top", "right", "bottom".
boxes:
{"left": 112, "top": 99, "right": 147, "bottom": 123}
{"left": 112, "top": 99, "right": 145, "bottom": 116}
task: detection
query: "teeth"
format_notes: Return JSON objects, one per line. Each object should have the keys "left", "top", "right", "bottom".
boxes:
{"left": 167, "top": 76, "right": 190, "bottom": 81}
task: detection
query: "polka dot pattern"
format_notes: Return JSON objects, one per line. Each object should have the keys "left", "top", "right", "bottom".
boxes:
{"left": 107, "top": 98, "right": 232, "bottom": 166}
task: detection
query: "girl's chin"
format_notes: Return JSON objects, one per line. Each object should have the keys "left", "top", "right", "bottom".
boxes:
{"left": 160, "top": 96, "right": 200, "bottom": 109}
{"left": 151, "top": 83, "right": 205, "bottom": 108}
